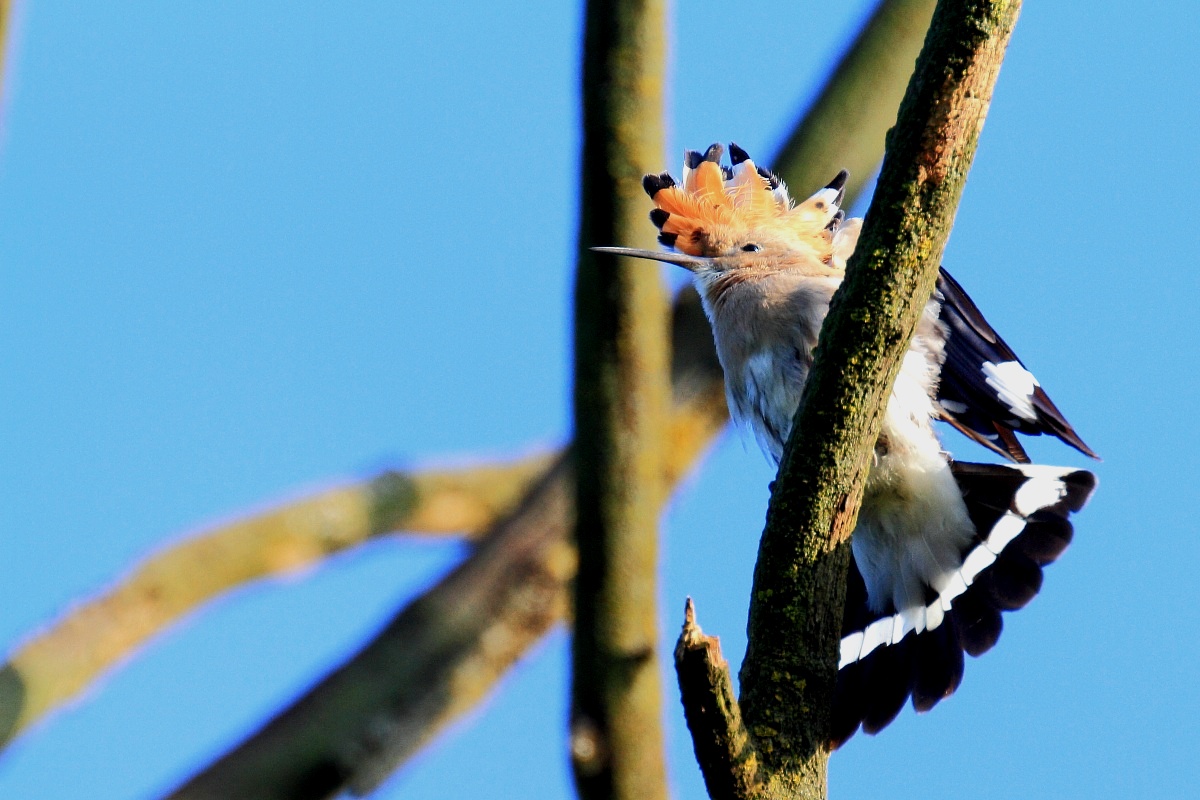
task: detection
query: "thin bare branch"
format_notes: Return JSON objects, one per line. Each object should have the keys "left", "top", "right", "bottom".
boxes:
{"left": 674, "top": 599, "right": 758, "bottom": 800}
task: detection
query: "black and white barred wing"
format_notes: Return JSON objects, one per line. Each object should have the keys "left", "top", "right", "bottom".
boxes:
{"left": 831, "top": 462, "right": 1097, "bottom": 747}
{"left": 935, "top": 268, "right": 1098, "bottom": 463}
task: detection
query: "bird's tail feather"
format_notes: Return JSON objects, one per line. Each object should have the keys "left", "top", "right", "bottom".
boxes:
{"left": 830, "top": 461, "right": 1096, "bottom": 747}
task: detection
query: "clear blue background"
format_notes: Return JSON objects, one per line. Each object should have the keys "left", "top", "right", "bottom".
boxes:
{"left": 1, "top": 1, "right": 1195, "bottom": 798}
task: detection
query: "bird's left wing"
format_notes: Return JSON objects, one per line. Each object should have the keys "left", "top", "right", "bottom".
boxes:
{"left": 934, "top": 268, "right": 1098, "bottom": 463}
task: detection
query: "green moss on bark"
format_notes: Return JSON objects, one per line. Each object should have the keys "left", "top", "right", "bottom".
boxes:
{"left": 737, "top": 1, "right": 1023, "bottom": 796}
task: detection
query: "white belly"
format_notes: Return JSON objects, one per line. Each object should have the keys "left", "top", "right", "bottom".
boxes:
{"left": 733, "top": 317, "right": 975, "bottom": 617}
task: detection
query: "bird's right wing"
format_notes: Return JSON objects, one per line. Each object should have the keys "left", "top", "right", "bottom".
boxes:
{"left": 934, "top": 268, "right": 1098, "bottom": 463}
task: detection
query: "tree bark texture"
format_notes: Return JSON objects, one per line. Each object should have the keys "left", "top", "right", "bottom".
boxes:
{"left": 736, "top": 3, "right": 1023, "bottom": 798}
{"left": 674, "top": 599, "right": 759, "bottom": 800}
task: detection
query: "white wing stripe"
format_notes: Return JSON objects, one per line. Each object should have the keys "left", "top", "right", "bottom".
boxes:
{"left": 982, "top": 360, "right": 1039, "bottom": 422}
{"left": 984, "top": 512, "right": 1027, "bottom": 555}
{"left": 837, "top": 464, "right": 1090, "bottom": 668}
{"left": 960, "top": 546, "right": 997, "bottom": 584}
{"left": 1013, "top": 476, "right": 1066, "bottom": 517}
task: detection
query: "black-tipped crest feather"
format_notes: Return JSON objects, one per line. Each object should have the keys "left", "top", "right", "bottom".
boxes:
{"left": 825, "top": 169, "right": 849, "bottom": 205}
{"left": 755, "top": 165, "right": 781, "bottom": 189}
{"left": 642, "top": 173, "right": 675, "bottom": 198}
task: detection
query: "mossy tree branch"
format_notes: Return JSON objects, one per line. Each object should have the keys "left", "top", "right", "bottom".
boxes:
{"left": 733, "top": 2, "right": 1023, "bottom": 797}
{"left": 571, "top": 0, "right": 670, "bottom": 798}
{"left": 668, "top": 0, "right": 946, "bottom": 792}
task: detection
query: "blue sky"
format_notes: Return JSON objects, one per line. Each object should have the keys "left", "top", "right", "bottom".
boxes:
{"left": 2, "top": 1, "right": 1198, "bottom": 798}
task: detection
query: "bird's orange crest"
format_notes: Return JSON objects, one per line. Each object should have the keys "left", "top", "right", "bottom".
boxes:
{"left": 643, "top": 142, "right": 860, "bottom": 268}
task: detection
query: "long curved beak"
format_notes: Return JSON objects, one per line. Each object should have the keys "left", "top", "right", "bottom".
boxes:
{"left": 590, "top": 246, "right": 712, "bottom": 273}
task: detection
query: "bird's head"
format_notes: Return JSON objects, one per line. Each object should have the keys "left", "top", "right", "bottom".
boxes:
{"left": 594, "top": 143, "right": 859, "bottom": 286}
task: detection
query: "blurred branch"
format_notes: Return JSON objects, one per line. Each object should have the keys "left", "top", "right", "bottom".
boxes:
{"left": 0, "top": 1, "right": 9, "bottom": 92}
{"left": 167, "top": 455, "right": 578, "bottom": 800}
{"left": 570, "top": 0, "right": 670, "bottom": 797}
{"left": 0, "top": 455, "right": 553, "bottom": 750}
{"left": 734, "top": 2, "right": 1021, "bottom": 798}
{"left": 773, "top": 0, "right": 938, "bottom": 203}
{"left": 164, "top": 289, "right": 729, "bottom": 800}
{"left": 1, "top": 285, "right": 718, "bottom": 760}
{"left": 164, "top": 0, "right": 947, "bottom": 778}
{"left": 0, "top": 0, "right": 8, "bottom": 77}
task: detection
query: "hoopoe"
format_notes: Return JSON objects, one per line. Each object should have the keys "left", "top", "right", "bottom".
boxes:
{"left": 595, "top": 142, "right": 1098, "bottom": 746}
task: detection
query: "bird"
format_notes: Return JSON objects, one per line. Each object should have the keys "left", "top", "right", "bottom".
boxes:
{"left": 594, "top": 142, "right": 1098, "bottom": 746}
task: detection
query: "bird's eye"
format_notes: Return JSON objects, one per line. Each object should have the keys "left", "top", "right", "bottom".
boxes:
{"left": 741, "top": 243, "right": 762, "bottom": 252}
